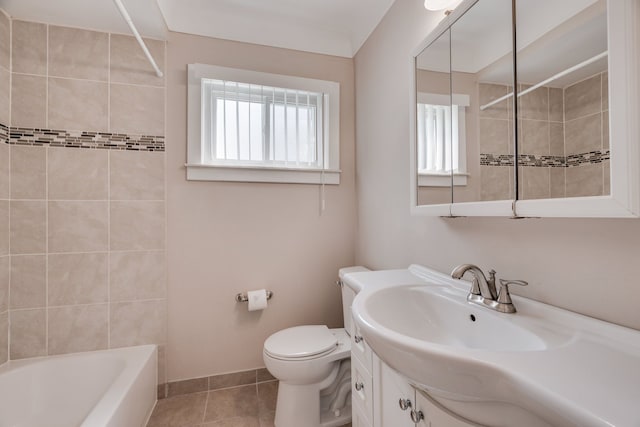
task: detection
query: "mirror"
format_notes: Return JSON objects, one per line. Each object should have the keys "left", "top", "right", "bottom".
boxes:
{"left": 515, "top": 0, "right": 608, "bottom": 200}
{"left": 411, "top": 0, "right": 639, "bottom": 217}
{"left": 450, "top": 0, "right": 514, "bottom": 204}
{"left": 415, "top": 29, "right": 452, "bottom": 206}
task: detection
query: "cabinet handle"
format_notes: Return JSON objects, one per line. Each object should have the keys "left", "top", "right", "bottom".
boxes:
{"left": 410, "top": 409, "right": 424, "bottom": 423}
{"left": 354, "top": 335, "right": 364, "bottom": 343}
{"left": 355, "top": 381, "right": 364, "bottom": 391}
{"left": 398, "top": 398, "right": 412, "bottom": 411}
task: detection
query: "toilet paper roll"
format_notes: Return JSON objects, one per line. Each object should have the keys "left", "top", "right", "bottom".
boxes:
{"left": 247, "top": 289, "right": 268, "bottom": 311}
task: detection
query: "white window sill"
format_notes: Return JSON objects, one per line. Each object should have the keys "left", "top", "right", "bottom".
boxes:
{"left": 418, "top": 172, "right": 468, "bottom": 187}
{"left": 186, "top": 163, "right": 341, "bottom": 185}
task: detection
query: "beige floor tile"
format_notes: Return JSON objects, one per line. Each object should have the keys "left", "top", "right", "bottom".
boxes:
{"left": 204, "top": 385, "right": 258, "bottom": 422}
{"left": 146, "top": 392, "right": 207, "bottom": 427}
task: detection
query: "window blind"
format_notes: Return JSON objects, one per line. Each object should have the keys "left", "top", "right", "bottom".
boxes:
{"left": 416, "top": 103, "right": 459, "bottom": 173}
{"left": 202, "top": 79, "right": 324, "bottom": 169}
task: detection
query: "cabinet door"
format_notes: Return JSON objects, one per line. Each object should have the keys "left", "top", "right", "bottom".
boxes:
{"left": 414, "top": 389, "right": 478, "bottom": 427}
{"left": 379, "top": 362, "right": 415, "bottom": 427}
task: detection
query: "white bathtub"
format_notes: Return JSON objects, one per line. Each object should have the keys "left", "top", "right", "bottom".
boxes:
{"left": 0, "top": 345, "right": 157, "bottom": 427}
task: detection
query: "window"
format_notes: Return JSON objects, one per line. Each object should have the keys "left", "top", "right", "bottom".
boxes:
{"left": 187, "top": 64, "right": 340, "bottom": 184}
{"left": 416, "top": 93, "right": 469, "bottom": 186}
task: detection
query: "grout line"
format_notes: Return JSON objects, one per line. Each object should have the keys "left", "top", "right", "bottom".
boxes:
{"left": 10, "top": 71, "right": 163, "bottom": 89}
{"left": 10, "top": 249, "right": 165, "bottom": 257}
{"left": 107, "top": 149, "right": 111, "bottom": 349}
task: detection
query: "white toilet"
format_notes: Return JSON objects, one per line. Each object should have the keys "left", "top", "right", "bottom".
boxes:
{"left": 263, "top": 266, "right": 369, "bottom": 427}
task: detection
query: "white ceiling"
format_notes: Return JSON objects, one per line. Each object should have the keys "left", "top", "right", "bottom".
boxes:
{"left": 0, "top": 0, "right": 396, "bottom": 57}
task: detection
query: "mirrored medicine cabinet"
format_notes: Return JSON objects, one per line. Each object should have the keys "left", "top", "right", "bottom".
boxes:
{"left": 410, "top": 0, "right": 640, "bottom": 217}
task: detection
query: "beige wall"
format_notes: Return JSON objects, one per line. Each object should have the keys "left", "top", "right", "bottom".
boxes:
{"left": 1, "top": 12, "right": 167, "bottom": 380}
{"left": 355, "top": 0, "right": 640, "bottom": 331}
{"left": 165, "top": 32, "right": 356, "bottom": 381}
{"left": 0, "top": 10, "right": 9, "bottom": 366}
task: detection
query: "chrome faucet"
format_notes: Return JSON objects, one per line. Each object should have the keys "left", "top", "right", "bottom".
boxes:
{"left": 451, "top": 264, "right": 528, "bottom": 313}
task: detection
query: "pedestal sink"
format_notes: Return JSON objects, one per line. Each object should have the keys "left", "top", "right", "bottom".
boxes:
{"left": 349, "top": 265, "right": 640, "bottom": 427}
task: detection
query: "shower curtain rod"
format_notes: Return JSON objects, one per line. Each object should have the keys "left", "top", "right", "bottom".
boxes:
{"left": 479, "top": 50, "right": 608, "bottom": 111}
{"left": 112, "top": 0, "right": 164, "bottom": 78}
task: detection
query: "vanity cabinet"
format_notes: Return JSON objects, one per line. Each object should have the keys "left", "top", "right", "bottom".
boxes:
{"left": 351, "top": 317, "right": 477, "bottom": 427}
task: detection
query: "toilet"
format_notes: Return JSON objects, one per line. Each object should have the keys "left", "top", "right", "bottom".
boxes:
{"left": 263, "top": 266, "right": 369, "bottom": 427}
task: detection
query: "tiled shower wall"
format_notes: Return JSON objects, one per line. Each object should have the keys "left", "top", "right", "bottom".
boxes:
{"left": 0, "top": 10, "right": 9, "bottom": 366}
{"left": 479, "top": 73, "right": 610, "bottom": 200}
{"left": 0, "top": 10, "right": 167, "bottom": 381}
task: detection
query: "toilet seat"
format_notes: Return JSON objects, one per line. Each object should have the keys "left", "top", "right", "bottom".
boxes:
{"left": 264, "top": 325, "right": 338, "bottom": 360}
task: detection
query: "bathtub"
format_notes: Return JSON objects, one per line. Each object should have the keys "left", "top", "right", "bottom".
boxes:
{"left": 0, "top": 344, "right": 157, "bottom": 427}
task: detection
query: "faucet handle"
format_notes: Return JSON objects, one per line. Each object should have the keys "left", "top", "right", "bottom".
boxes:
{"left": 497, "top": 279, "right": 528, "bottom": 304}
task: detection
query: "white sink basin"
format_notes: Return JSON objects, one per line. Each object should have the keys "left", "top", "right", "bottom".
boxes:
{"left": 349, "top": 265, "right": 640, "bottom": 427}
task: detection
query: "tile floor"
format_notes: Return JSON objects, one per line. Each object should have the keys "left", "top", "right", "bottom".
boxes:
{"left": 146, "top": 379, "right": 353, "bottom": 427}
{"left": 146, "top": 381, "right": 277, "bottom": 427}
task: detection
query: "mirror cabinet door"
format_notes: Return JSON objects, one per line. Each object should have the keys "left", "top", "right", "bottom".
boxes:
{"left": 450, "top": 0, "right": 515, "bottom": 204}
{"left": 415, "top": 29, "right": 453, "bottom": 206}
{"left": 515, "top": 0, "right": 609, "bottom": 200}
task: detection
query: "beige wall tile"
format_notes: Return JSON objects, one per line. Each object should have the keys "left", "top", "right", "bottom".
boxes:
{"left": 479, "top": 83, "right": 510, "bottom": 119}
{"left": 565, "top": 113, "right": 601, "bottom": 155}
{"left": 48, "top": 78, "right": 108, "bottom": 131}
{"left": 518, "top": 119, "right": 549, "bottom": 155}
{"left": 0, "top": 201, "right": 7, "bottom": 256}
{"left": 0, "top": 143, "right": 9, "bottom": 199}
{"left": 110, "top": 151, "right": 165, "bottom": 200}
{"left": 521, "top": 167, "right": 550, "bottom": 200}
{"left": 603, "top": 160, "right": 610, "bottom": 196}
{"left": 110, "top": 299, "right": 166, "bottom": 347}
{"left": 110, "top": 201, "right": 165, "bottom": 251}
{"left": 548, "top": 88, "right": 563, "bottom": 122}
{"left": 603, "top": 110, "right": 609, "bottom": 150}
{"left": 518, "top": 85, "right": 548, "bottom": 121}
{"left": 10, "top": 255, "right": 46, "bottom": 309}
{"left": 479, "top": 118, "right": 509, "bottom": 154}
{"left": 0, "top": 12, "right": 9, "bottom": 71}
{"left": 11, "top": 145, "right": 46, "bottom": 200}
{"left": 11, "top": 74, "right": 47, "bottom": 128}
{"left": 48, "top": 201, "right": 108, "bottom": 253}
{"left": 12, "top": 20, "right": 47, "bottom": 75}
{"left": 0, "top": 311, "right": 7, "bottom": 365}
{"left": 10, "top": 200, "right": 46, "bottom": 254}
{"left": 157, "top": 344, "right": 166, "bottom": 385}
{"left": 110, "top": 84, "right": 165, "bottom": 135}
{"left": 10, "top": 308, "right": 46, "bottom": 359}
{"left": 550, "top": 167, "right": 565, "bottom": 199}
{"left": 0, "top": 67, "right": 9, "bottom": 125}
{"left": 564, "top": 74, "right": 601, "bottom": 121}
{"left": 602, "top": 72, "right": 608, "bottom": 111}
{"left": 48, "top": 253, "right": 108, "bottom": 306}
{"left": 209, "top": 370, "right": 257, "bottom": 390}
{"left": 48, "top": 26, "right": 108, "bottom": 81}
{"left": 48, "top": 147, "right": 108, "bottom": 200}
{"left": 0, "top": 256, "right": 9, "bottom": 312}
{"left": 110, "top": 34, "right": 165, "bottom": 87}
{"left": 566, "top": 164, "right": 603, "bottom": 198}
{"left": 549, "top": 122, "right": 564, "bottom": 157}
{"left": 480, "top": 166, "right": 511, "bottom": 201}
{"left": 110, "top": 251, "right": 166, "bottom": 301}
{"left": 48, "top": 304, "right": 108, "bottom": 355}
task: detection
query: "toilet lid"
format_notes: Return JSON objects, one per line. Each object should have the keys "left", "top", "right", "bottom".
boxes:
{"left": 264, "top": 325, "right": 338, "bottom": 359}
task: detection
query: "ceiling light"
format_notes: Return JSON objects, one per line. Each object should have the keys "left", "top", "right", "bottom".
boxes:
{"left": 424, "top": 0, "right": 459, "bottom": 11}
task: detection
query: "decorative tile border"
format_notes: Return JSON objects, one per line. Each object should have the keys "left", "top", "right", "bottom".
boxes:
{"left": 2, "top": 124, "right": 164, "bottom": 151}
{"left": 481, "top": 150, "right": 609, "bottom": 168}
{"left": 0, "top": 123, "right": 8, "bottom": 145}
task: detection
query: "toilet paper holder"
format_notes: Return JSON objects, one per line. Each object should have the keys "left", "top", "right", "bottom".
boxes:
{"left": 235, "top": 290, "right": 274, "bottom": 303}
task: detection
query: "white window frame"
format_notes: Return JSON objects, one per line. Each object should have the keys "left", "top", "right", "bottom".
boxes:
{"left": 187, "top": 63, "right": 340, "bottom": 184}
{"left": 416, "top": 92, "right": 469, "bottom": 187}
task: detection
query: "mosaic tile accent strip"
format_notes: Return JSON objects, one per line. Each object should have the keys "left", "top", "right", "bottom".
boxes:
{"left": 481, "top": 150, "right": 609, "bottom": 168}
{"left": 0, "top": 123, "right": 8, "bottom": 145}
{"left": 4, "top": 125, "right": 164, "bottom": 151}
{"left": 566, "top": 150, "right": 610, "bottom": 167}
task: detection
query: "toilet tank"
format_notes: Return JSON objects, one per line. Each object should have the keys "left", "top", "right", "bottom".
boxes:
{"left": 338, "top": 266, "right": 370, "bottom": 337}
